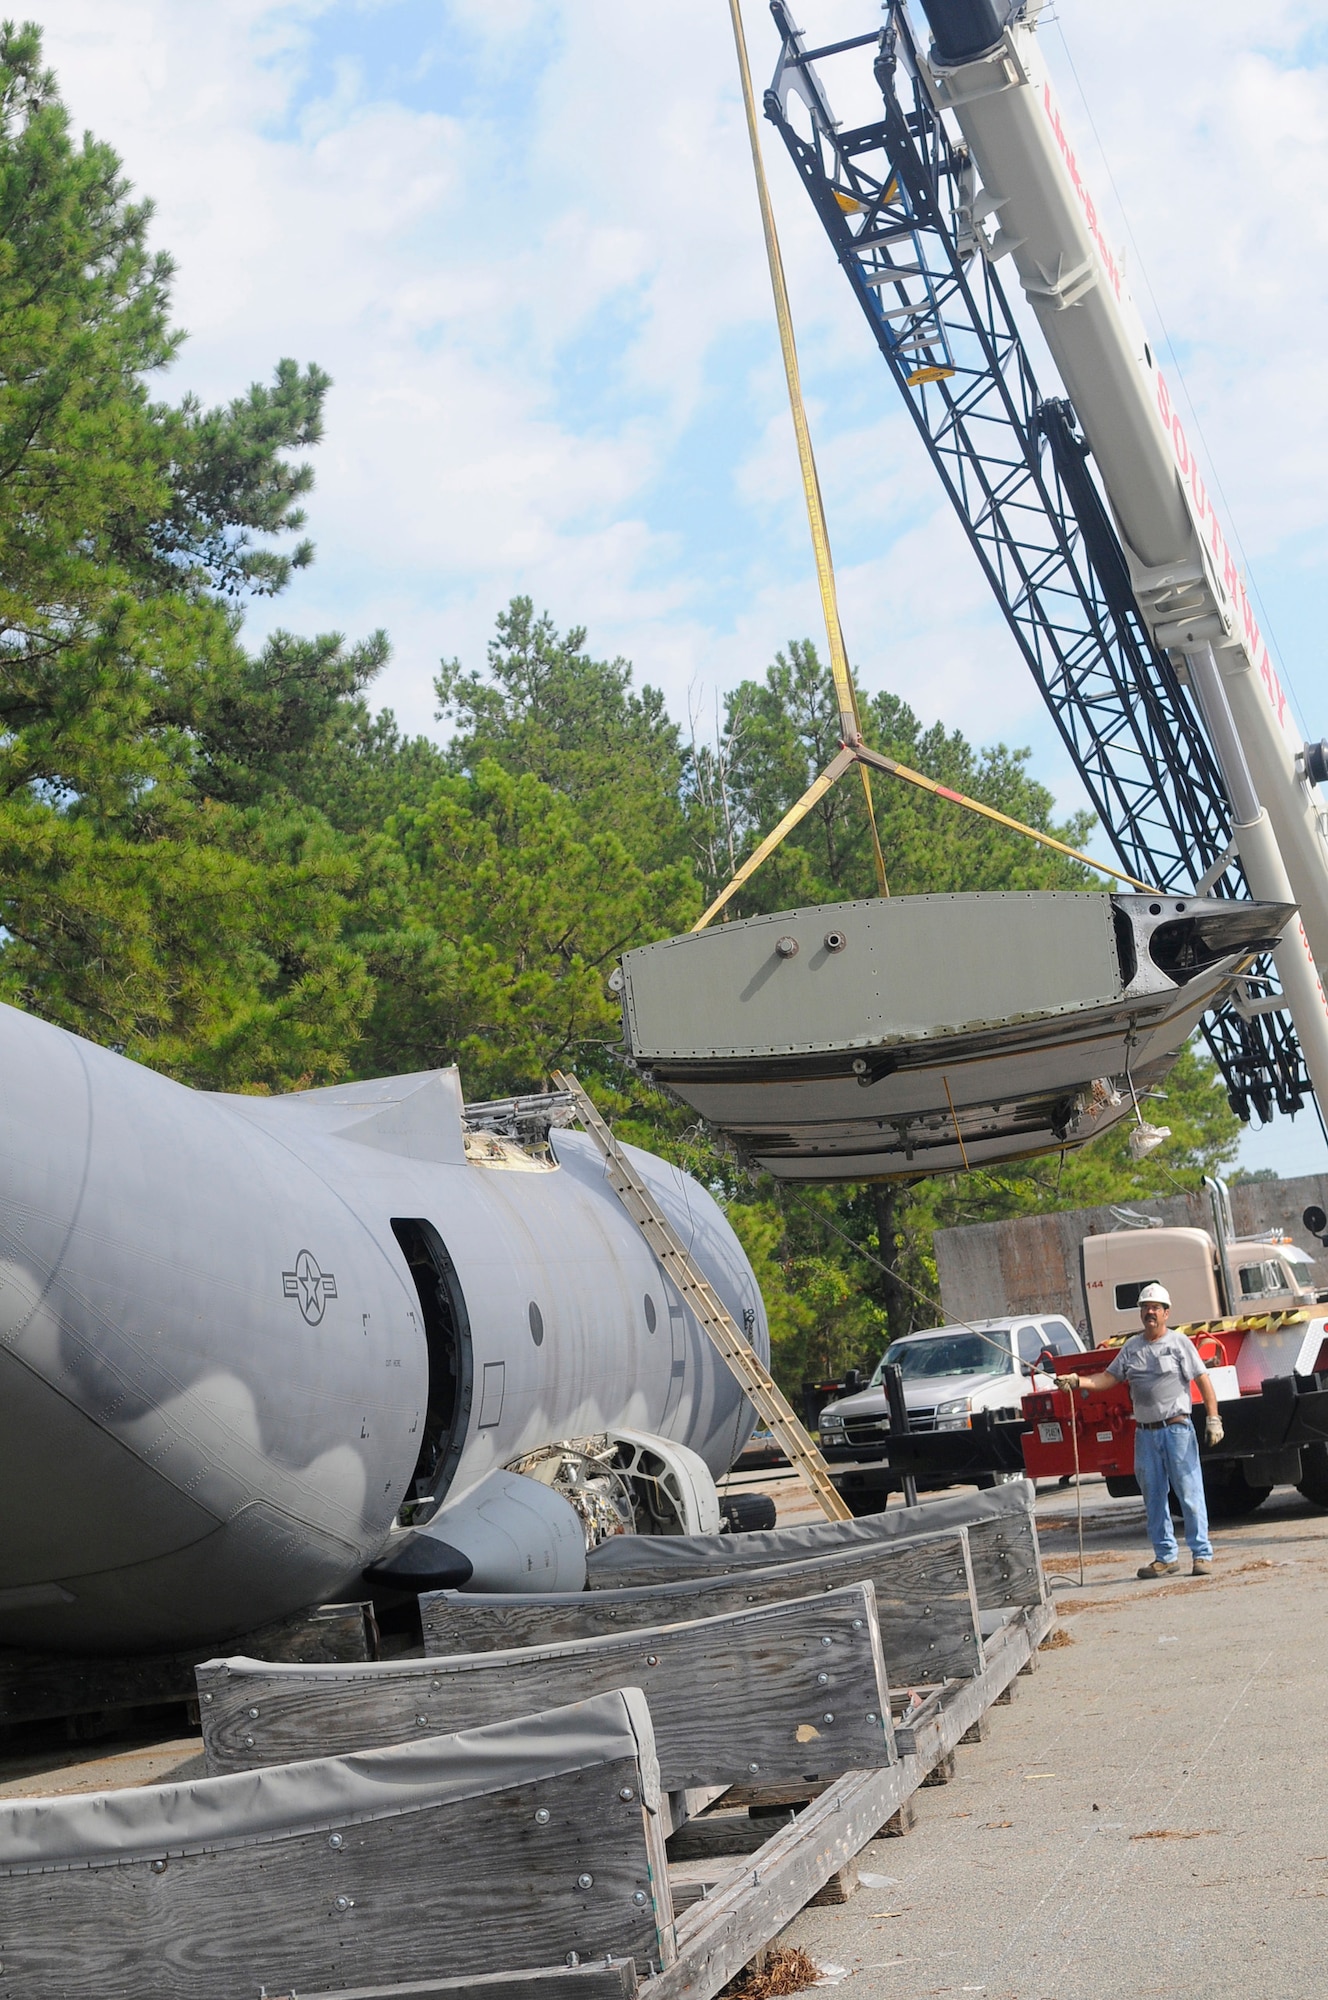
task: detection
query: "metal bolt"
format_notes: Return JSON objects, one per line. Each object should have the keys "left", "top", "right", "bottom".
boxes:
{"left": 415, "top": 1715, "right": 428, "bottom": 1727}
{"left": 203, "top": 1692, "right": 214, "bottom": 1703}
{"left": 248, "top": 1707, "right": 259, "bottom": 1720}
{"left": 867, "top": 1712, "right": 879, "bottom": 1723}
{"left": 328, "top": 1835, "right": 343, "bottom": 1850}
{"left": 619, "top": 1787, "right": 635, "bottom": 1801}
{"left": 535, "top": 1809, "right": 551, "bottom": 1825}
{"left": 817, "top": 1673, "right": 829, "bottom": 1686}
{"left": 577, "top": 1873, "right": 594, "bottom": 1890}
{"left": 748, "top": 1761, "right": 760, "bottom": 1772}
{"left": 820, "top": 1635, "right": 832, "bottom": 1647}
{"left": 851, "top": 1619, "right": 864, "bottom": 1630}
{"left": 244, "top": 1736, "right": 255, "bottom": 1748}
{"left": 775, "top": 936, "right": 799, "bottom": 958}
{"left": 823, "top": 1713, "right": 835, "bottom": 1724}
{"left": 633, "top": 1890, "right": 649, "bottom": 1906}
{"left": 645, "top": 1655, "right": 659, "bottom": 1667}
{"left": 334, "top": 1895, "right": 354, "bottom": 1913}
{"left": 150, "top": 1859, "right": 167, "bottom": 1874}
{"left": 566, "top": 1955, "right": 581, "bottom": 1969}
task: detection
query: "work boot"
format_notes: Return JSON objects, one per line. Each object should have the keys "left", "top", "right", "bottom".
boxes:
{"left": 1136, "top": 1558, "right": 1180, "bottom": 1579}
{"left": 1191, "top": 1557, "right": 1212, "bottom": 1578}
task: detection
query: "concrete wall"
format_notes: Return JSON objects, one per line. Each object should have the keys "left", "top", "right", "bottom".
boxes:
{"left": 933, "top": 1176, "right": 1328, "bottom": 1334}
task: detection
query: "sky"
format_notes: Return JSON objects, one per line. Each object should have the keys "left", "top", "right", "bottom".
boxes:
{"left": 31, "top": 0, "right": 1328, "bottom": 1177}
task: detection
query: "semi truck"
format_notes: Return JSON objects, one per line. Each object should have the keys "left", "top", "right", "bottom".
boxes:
{"left": 1081, "top": 1176, "right": 1321, "bottom": 1342}
{"left": 823, "top": 1182, "right": 1328, "bottom": 1518}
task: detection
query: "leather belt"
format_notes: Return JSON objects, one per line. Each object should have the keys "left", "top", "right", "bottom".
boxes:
{"left": 1138, "top": 1417, "right": 1191, "bottom": 1430}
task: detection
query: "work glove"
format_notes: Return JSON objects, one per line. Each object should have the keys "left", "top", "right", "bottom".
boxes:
{"left": 1206, "top": 1413, "right": 1225, "bottom": 1446}
{"left": 1061, "top": 1373, "right": 1080, "bottom": 1391}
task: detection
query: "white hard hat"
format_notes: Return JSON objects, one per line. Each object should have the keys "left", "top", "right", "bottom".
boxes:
{"left": 1137, "top": 1282, "right": 1171, "bottom": 1307}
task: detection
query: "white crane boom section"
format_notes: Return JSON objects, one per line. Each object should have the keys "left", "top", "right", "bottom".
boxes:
{"left": 915, "top": 0, "right": 1328, "bottom": 1105}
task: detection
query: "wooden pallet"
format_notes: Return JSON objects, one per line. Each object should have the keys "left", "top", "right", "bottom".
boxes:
{"left": 648, "top": 1598, "right": 1054, "bottom": 2000}
{"left": 289, "top": 1598, "right": 1054, "bottom": 2000}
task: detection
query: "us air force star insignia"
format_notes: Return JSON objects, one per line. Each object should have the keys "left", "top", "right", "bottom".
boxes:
{"left": 282, "top": 1249, "right": 338, "bottom": 1325}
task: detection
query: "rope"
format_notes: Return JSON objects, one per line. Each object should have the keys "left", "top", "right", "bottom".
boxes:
{"left": 853, "top": 744, "right": 1157, "bottom": 893}
{"left": 692, "top": 745, "right": 856, "bottom": 932}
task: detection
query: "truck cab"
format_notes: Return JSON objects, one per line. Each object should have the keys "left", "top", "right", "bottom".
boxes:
{"left": 818, "top": 1314, "right": 1085, "bottom": 1467}
{"left": 1081, "top": 1225, "right": 1315, "bottom": 1343}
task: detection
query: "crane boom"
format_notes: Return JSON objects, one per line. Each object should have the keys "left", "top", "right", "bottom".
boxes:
{"left": 763, "top": 1, "right": 1325, "bottom": 1124}
{"left": 911, "top": 0, "right": 1328, "bottom": 1109}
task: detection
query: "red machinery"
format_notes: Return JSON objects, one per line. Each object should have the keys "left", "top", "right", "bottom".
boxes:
{"left": 1022, "top": 1332, "right": 1232, "bottom": 1484}
{"left": 1021, "top": 1321, "right": 1328, "bottom": 1513}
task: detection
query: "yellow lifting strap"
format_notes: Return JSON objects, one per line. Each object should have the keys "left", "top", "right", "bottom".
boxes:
{"left": 712, "top": 1, "right": 1155, "bottom": 933}
{"left": 728, "top": 0, "right": 888, "bottom": 901}
{"left": 693, "top": 735, "right": 1157, "bottom": 931}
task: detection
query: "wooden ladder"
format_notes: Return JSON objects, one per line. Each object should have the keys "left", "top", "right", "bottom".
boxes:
{"left": 552, "top": 1070, "right": 852, "bottom": 1523}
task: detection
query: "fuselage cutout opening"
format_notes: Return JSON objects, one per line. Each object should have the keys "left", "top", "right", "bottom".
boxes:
{"left": 391, "top": 1218, "right": 473, "bottom": 1524}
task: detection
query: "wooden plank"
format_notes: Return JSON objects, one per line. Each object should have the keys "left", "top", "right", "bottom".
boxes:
{"left": 302, "top": 1966, "right": 639, "bottom": 2000}
{"left": 667, "top": 1812, "right": 794, "bottom": 1861}
{"left": 645, "top": 1598, "right": 1055, "bottom": 2000}
{"left": 0, "top": 1602, "right": 379, "bottom": 1726}
{"left": 659, "top": 1787, "right": 729, "bottom": 1840}
{"left": 965, "top": 1514, "right": 1045, "bottom": 1612}
{"left": 200, "top": 1584, "right": 894, "bottom": 1794}
{"left": 0, "top": 1756, "right": 667, "bottom": 2000}
{"left": 424, "top": 1528, "right": 984, "bottom": 1689}
{"left": 582, "top": 1492, "right": 1045, "bottom": 1614}
{"left": 584, "top": 1486, "right": 1033, "bottom": 1580}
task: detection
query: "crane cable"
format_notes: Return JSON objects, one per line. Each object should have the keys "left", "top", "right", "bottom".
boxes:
{"left": 696, "top": 0, "right": 1158, "bottom": 936}
{"left": 727, "top": 0, "right": 889, "bottom": 901}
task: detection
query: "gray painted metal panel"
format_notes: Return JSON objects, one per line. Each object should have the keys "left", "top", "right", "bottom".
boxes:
{"left": 623, "top": 893, "right": 1118, "bottom": 1060}
{"left": 620, "top": 892, "right": 1288, "bottom": 1179}
{"left": 0, "top": 1001, "right": 770, "bottom": 1654}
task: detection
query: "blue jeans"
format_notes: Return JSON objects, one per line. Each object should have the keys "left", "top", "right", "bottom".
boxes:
{"left": 1134, "top": 1419, "right": 1212, "bottom": 1562}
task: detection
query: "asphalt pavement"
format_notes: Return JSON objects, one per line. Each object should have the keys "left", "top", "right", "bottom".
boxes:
{"left": 782, "top": 1479, "right": 1328, "bottom": 1999}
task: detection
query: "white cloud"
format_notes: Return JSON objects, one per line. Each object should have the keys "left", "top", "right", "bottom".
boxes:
{"left": 31, "top": 0, "right": 1324, "bottom": 1162}
{"left": 30, "top": 1, "right": 1328, "bottom": 773}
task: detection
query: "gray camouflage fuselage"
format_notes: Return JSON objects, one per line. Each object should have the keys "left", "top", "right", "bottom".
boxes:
{"left": 0, "top": 1002, "right": 766, "bottom": 1654}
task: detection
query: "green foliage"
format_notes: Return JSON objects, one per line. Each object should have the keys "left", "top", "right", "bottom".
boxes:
{"left": 0, "top": 25, "right": 1251, "bottom": 1403}
{"left": 356, "top": 758, "right": 696, "bottom": 1094}
{"left": 0, "top": 23, "right": 374, "bottom": 1086}
{"left": 437, "top": 598, "right": 689, "bottom": 871}
{"left": 690, "top": 637, "right": 1095, "bottom": 913}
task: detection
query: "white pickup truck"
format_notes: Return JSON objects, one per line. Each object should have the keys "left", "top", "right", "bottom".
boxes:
{"left": 817, "top": 1314, "right": 1087, "bottom": 1509}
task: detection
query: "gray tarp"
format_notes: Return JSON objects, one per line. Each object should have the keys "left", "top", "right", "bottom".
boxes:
{"left": 0, "top": 1686, "right": 656, "bottom": 1876}
{"left": 585, "top": 1481, "right": 1035, "bottom": 1587}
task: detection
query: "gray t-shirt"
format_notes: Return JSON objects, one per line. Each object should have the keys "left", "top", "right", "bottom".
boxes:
{"left": 1106, "top": 1330, "right": 1207, "bottom": 1423}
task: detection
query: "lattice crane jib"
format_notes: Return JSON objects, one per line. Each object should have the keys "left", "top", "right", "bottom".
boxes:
{"left": 762, "top": 2, "right": 1308, "bottom": 1124}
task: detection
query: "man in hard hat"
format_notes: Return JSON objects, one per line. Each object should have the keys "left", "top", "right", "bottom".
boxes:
{"left": 1062, "top": 1283, "right": 1222, "bottom": 1579}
